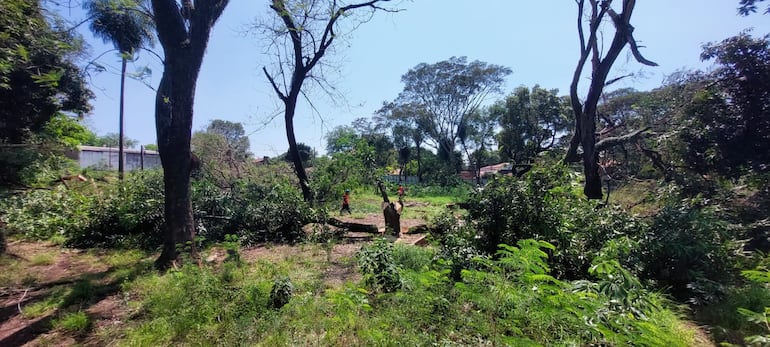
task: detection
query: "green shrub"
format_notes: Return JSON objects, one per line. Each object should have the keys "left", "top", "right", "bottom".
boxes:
{"left": 391, "top": 243, "right": 435, "bottom": 272}
{"left": 465, "top": 168, "right": 565, "bottom": 255}
{"left": 269, "top": 277, "right": 294, "bottom": 309}
{"left": 2, "top": 185, "right": 93, "bottom": 240}
{"left": 638, "top": 200, "right": 740, "bottom": 302}
{"left": 194, "top": 180, "right": 311, "bottom": 245}
{"left": 357, "top": 238, "right": 401, "bottom": 293}
{"left": 67, "top": 170, "right": 164, "bottom": 249}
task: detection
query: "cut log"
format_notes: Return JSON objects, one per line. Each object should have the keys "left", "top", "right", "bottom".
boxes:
{"left": 406, "top": 224, "right": 431, "bottom": 234}
{"left": 327, "top": 218, "right": 379, "bottom": 234}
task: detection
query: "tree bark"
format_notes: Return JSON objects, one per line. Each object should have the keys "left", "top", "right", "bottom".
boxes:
{"left": 151, "top": 0, "right": 229, "bottom": 270}
{"left": 118, "top": 58, "right": 126, "bottom": 180}
{"left": 284, "top": 94, "right": 313, "bottom": 202}
{"left": 154, "top": 54, "right": 198, "bottom": 270}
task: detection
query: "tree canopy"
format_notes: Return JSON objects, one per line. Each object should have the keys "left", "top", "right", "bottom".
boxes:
{"left": 493, "top": 85, "right": 570, "bottom": 164}
{"left": 0, "top": 0, "right": 93, "bottom": 143}
{"left": 385, "top": 56, "right": 511, "bottom": 166}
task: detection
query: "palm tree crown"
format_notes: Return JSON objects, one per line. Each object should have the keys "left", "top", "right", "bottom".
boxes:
{"left": 85, "top": 0, "right": 154, "bottom": 56}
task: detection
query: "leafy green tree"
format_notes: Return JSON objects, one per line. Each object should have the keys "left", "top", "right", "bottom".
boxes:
{"left": 458, "top": 110, "right": 498, "bottom": 184}
{"left": 325, "top": 125, "right": 358, "bottom": 154}
{"left": 260, "top": 0, "right": 399, "bottom": 203}
{"left": 205, "top": 119, "right": 250, "bottom": 160}
{"left": 679, "top": 33, "right": 770, "bottom": 178}
{"left": 37, "top": 114, "right": 96, "bottom": 148}
{"left": 352, "top": 117, "right": 394, "bottom": 167}
{"left": 192, "top": 120, "right": 251, "bottom": 185}
{"left": 386, "top": 57, "right": 511, "bottom": 170}
{"left": 0, "top": 0, "right": 93, "bottom": 143}
{"left": 85, "top": 0, "right": 155, "bottom": 179}
{"left": 150, "top": 0, "right": 229, "bottom": 269}
{"left": 492, "top": 85, "right": 570, "bottom": 165}
{"left": 282, "top": 142, "right": 315, "bottom": 168}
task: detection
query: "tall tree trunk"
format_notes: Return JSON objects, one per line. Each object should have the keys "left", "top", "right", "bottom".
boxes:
{"left": 150, "top": 0, "right": 228, "bottom": 270}
{"left": 284, "top": 94, "right": 313, "bottom": 203}
{"left": 416, "top": 145, "right": 422, "bottom": 182}
{"left": 154, "top": 57, "right": 197, "bottom": 269}
{"left": 118, "top": 57, "right": 126, "bottom": 180}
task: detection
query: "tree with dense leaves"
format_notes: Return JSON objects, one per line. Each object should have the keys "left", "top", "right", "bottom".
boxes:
{"left": 205, "top": 119, "right": 250, "bottom": 160}
{"left": 387, "top": 57, "right": 511, "bottom": 171}
{"left": 493, "top": 85, "right": 570, "bottom": 165}
{"left": 563, "top": 0, "right": 657, "bottom": 199}
{"left": 260, "top": 0, "right": 399, "bottom": 203}
{"left": 282, "top": 142, "right": 315, "bottom": 168}
{"left": 325, "top": 125, "right": 358, "bottom": 154}
{"left": 0, "top": 0, "right": 93, "bottom": 143}
{"left": 150, "top": 0, "right": 229, "bottom": 270}
{"left": 85, "top": 0, "right": 154, "bottom": 180}
{"left": 679, "top": 33, "right": 770, "bottom": 178}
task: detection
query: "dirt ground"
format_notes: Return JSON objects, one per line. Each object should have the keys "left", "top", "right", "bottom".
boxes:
{"left": 0, "top": 215, "right": 429, "bottom": 346}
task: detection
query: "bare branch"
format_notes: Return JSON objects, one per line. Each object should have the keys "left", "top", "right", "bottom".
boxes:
{"left": 263, "top": 67, "right": 287, "bottom": 102}
{"left": 595, "top": 127, "right": 650, "bottom": 151}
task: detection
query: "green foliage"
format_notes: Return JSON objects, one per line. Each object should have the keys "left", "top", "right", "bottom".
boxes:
{"left": 84, "top": 0, "right": 155, "bottom": 56}
{"left": 0, "top": 0, "right": 93, "bottom": 143}
{"left": 84, "top": 132, "right": 138, "bottom": 148}
{"left": 677, "top": 33, "right": 770, "bottom": 179}
{"left": 311, "top": 138, "right": 385, "bottom": 203}
{"left": 465, "top": 166, "right": 567, "bottom": 255}
{"left": 432, "top": 212, "right": 485, "bottom": 281}
{"left": 269, "top": 277, "right": 294, "bottom": 309}
{"left": 68, "top": 171, "right": 164, "bottom": 248}
{"left": 124, "top": 264, "right": 272, "bottom": 345}
{"left": 356, "top": 238, "right": 401, "bottom": 293}
{"left": 194, "top": 179, "right": 311, "bottom": 245}
{"left": 493, "top": 85, "right": 570, "bottom": 164}
{"left": 638, "top": 200, "right": 740, "bottom": 302}
{"left": 384, "top": 56, "right": 511, "bottom": 172}
{"left": 2, "top": 185, "right": 93, "bottom": 240}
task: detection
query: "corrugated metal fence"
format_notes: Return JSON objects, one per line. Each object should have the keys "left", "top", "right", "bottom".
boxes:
{"left": 69, "top": 146, "right": 161, "bottom": 171}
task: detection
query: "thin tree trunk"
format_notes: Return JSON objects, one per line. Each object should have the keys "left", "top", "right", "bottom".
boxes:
{"left": 416, "top": 145, "right": 422, "bottom": 182}
{"left": 118, "top": 58, "right": 126, "bottom": 180}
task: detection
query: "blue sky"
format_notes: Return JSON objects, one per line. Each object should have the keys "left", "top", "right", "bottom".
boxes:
{"left": 68, "top": 0, "right": 770, "bottom": 157}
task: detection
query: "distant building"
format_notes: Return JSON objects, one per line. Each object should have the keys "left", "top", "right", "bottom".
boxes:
{"left": 254, "top": 156, "right": 270, "bottom": 165}
{"left": 66, "top": 146, "right": 161, "bottom": 171}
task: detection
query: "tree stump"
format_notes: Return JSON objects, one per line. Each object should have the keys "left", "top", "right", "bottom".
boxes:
{"left": 382, "top": 201, "right": 401, "bottom": 237}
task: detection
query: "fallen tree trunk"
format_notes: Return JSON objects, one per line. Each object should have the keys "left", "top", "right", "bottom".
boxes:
{"left": 327, "top": 218, "right": 379, "bottom": 233}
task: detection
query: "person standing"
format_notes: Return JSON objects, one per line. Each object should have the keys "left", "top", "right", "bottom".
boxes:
{"left": 340, "top": 189, "right": 351, "bottom": 215}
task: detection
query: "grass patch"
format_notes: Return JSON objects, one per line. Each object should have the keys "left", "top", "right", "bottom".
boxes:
{"left": 55, "top": 311, "right": 91, "bottom": 333}
{"left": 0, "top": 255, "right": 24, "bottom": 287}
{"left": 30, "top": 252, "right": 56, "bottom": 266}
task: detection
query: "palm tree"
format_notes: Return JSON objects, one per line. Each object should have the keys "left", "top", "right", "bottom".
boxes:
{"left": 85, "top": 0, "right": 154, "bottom": 179}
